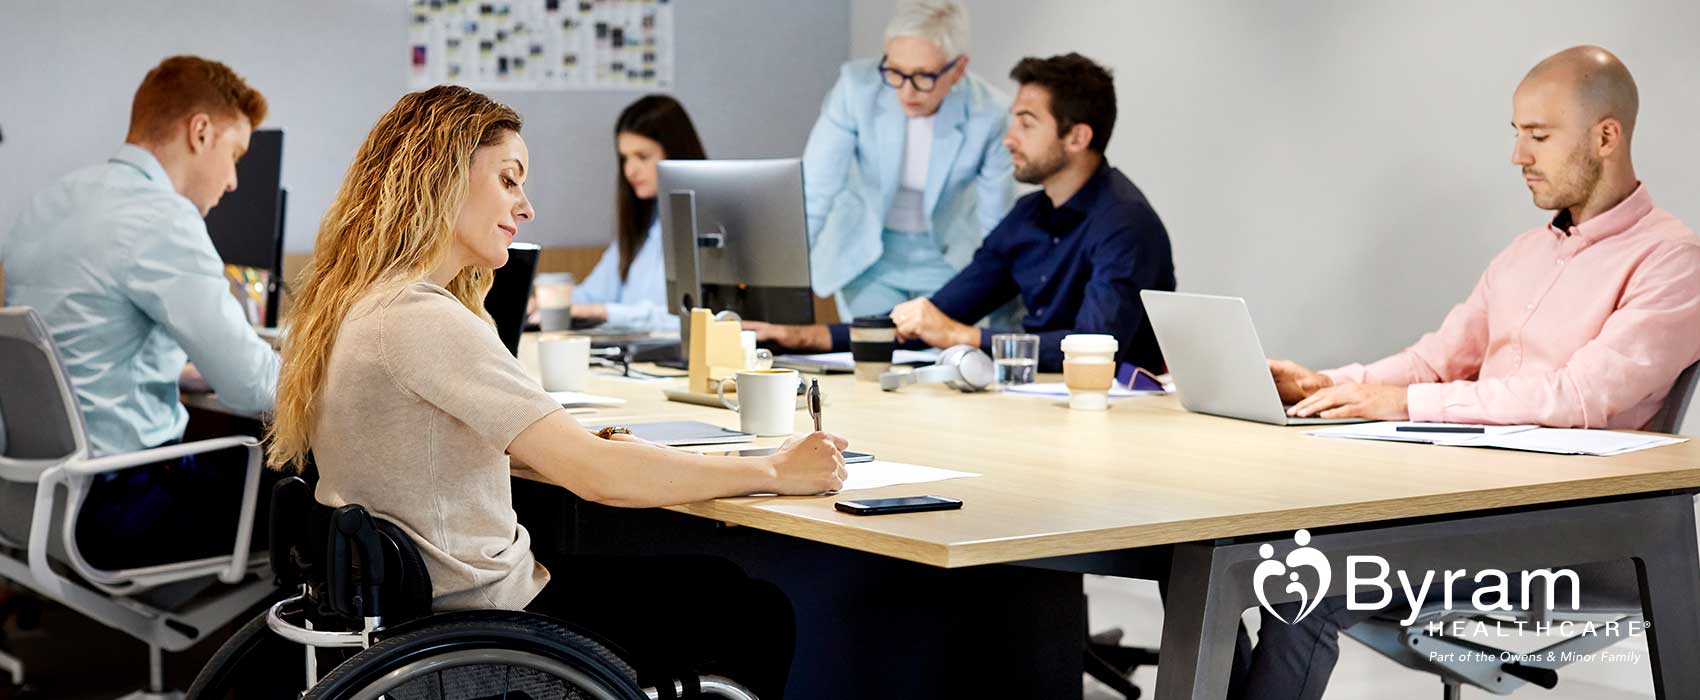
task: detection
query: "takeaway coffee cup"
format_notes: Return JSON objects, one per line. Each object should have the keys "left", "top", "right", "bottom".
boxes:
{"left": 1061, "top": 334, "right": 1119, "bottom": 411}
{"left": 849, "top": 316, "right": 897, "bottom": 381}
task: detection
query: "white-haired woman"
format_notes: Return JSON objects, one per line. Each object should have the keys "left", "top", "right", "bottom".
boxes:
{"left": 800, "top": 0, "right": 1014, "bottom": 320}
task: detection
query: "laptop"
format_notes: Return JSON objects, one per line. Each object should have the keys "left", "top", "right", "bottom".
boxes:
{"left": 484, "top": 243, "right": 540, "bottom": 356}
{"left": 1140, "top": 290, "right": 1367, "bottom": 426}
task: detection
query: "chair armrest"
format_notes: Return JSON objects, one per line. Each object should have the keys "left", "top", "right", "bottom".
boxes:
{"left": 31, "top": 435, "right": 265, "bottom": 593}
{"left": 61, "top": 436, "right": 259, "bottom": 476}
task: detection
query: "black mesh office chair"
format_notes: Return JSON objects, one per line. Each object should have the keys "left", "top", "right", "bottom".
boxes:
{"left": 189, "top": 476, "right": 761, "bottom": 700}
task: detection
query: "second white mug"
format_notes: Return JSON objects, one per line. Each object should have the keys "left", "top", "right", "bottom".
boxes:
{"left": 538, "top": 335, "right": 591, "bottom": 392}
{"left": 717, "top": 369, "right": 800, "bottom": 437}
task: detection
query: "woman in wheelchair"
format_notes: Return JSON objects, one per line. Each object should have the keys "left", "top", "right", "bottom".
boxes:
{"left": 199, "top": 86, "right": 849, "bottom": 699}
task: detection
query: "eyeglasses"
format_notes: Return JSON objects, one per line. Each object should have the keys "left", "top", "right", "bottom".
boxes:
{"left": 878, "top": 55, "right": 960, "bottom": 93}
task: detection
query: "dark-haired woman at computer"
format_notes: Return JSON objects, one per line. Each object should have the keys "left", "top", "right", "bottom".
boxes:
{"left": 570, "top": 94, "right": 706, "bottom": 332}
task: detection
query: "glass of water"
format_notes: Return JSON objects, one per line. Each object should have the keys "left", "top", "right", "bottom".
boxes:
{"left": 991, "top": 333, "right": 1040, "bottom": 388}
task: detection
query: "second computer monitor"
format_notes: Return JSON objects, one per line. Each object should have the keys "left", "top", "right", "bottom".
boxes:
{"left": 658, "top": 158, "right": 813, "bottom": 325}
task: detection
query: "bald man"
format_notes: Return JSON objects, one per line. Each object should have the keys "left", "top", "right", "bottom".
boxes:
{"left": 1271, "top": 45, "right": 1700, "bottom": 429}
{"left": 1238, "top": 46, "right": 1700, "bottom": 699}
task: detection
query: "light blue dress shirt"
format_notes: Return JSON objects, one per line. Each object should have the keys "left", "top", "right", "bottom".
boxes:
{"left": 575, "top": 217, "right": 678, "bottom": 332}
{"left": 0, "top": 145, "right": 279, "bottom": 455}
{"left": 802, "top": 57, "right": 1015, "bottom": 302}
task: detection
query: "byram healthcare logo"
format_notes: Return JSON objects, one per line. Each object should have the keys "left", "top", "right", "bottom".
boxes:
{"left": 1254, "top": 530, "right": 1588, "bottom": 628}
{"left": 1253, "top": 529, "right": 1331, "bottom": 623}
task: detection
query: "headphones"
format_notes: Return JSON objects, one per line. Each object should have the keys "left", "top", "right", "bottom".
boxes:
{"left": 879, "top": 345, "right": 995, "bottom": 392}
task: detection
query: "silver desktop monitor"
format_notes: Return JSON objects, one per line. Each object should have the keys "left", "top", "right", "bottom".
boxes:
{"left": 659, "top": 158, "right": 814, "bottom": 330}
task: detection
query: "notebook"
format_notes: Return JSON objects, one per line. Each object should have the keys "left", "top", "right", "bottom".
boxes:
{"left": 580, "top": 420, "right": 753, "bottom": 446}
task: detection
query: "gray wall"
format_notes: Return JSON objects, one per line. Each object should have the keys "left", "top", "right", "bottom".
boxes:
{"left": 853, "top": 0, "right": 1700, "bottom": 367}
{"left": 0, "top": 0, "right": 849, "bottom": 254}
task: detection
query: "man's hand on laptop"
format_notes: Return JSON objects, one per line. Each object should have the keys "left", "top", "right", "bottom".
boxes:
{"left": 1268, "top": 359, "right": 1332, "bottom": 403}
{"left": 743, "top": 322, "right": 832, "bottom": 352}
{"left": 1287, "top": 383, "right": 1410, "bottom": 420}
{"left": 892, "top": 297, "right": 978, "bottom": 348}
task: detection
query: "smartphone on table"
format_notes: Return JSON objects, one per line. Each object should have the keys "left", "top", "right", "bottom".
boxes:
{"left": 834, "top": 495, "right": 962, "bottom": 516}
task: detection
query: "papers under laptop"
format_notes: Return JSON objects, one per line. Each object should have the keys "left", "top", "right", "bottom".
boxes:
{"left": 1308, "top": 422, "right": 1538, "bottom": 446}
{"left": 1308, "top": 422, "right": 1688, "bottom": 456}
{"left": 1140, "top": 291, "right": 1366, "bottom": 426}
{"left": 580, "top": 420, "right": 753, "bottom": 446}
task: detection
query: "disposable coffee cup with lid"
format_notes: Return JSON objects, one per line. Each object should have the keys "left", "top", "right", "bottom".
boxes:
{"left": 1060, "top": 334, "right": 1119, "bottom": 411}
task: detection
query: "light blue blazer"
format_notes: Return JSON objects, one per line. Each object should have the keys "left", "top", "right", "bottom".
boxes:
{"left": 802, "top": 57, "right": 1014, "bottom": 297}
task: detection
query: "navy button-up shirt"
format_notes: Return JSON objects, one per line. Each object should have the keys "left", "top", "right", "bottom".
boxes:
{"left": 830, "top": 160, "right": 1176, "bottom": 371}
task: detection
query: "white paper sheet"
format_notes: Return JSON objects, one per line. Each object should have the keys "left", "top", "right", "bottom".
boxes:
{"left": 747, "top": 460, "right": 979, "bottom": 497}
{"left": 1308, "top": 422, "right": 1686, "bottom": 455}
{"left": 838, "top": 460, "right": 980, "bottom": 492}
{"left": 1471, "top": 429, "right": 1688, "bottom": 456}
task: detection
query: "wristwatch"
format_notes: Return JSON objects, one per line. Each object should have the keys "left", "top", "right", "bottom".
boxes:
{"left": 595, "top": 426, "right": 633, "bottom": 440}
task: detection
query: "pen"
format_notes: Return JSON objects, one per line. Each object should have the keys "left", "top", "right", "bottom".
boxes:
{"left": 808, "top": 379, "right": 822, "bottom": 432}
{"left": 1394, "top": 425, "right": 1485, "bottom": 434}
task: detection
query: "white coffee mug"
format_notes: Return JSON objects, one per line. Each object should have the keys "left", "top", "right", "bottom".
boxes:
{"left": 538, "top": 336, "right": 591, "bottom": 392}
{"left": 717, "top": 369, "right": 800, "bottom": 437}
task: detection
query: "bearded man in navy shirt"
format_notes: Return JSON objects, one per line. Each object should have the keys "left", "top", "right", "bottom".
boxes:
{"left": 751, "top": 52, "right": 1176, "bottom": 372}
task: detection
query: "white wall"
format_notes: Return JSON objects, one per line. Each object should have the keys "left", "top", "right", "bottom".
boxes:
{"left": 0, "top": 0, "right": 849, "bottom": 254}
{"left": 853, "top": 0, "right": 1700, "bottom": 366}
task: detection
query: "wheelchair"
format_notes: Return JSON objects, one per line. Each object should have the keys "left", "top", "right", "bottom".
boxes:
{"left": 187, "top": 476, "right": 759, "bottom": 700}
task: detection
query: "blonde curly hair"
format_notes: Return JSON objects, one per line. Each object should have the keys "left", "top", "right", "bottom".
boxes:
{"left": 267, "top": 85, "right": 521, "bottom": 473}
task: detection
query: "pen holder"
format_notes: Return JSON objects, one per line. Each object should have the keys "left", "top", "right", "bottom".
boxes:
{"left": 686, "top": 307, "right": 748, "bottom": 395}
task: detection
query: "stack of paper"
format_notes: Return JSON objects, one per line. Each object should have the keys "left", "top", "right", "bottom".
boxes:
{"left": 1308, "top": 422, "right": 1537, "bottom": 446}
{"left": 1001, "top": 382, "right": 1162, "bottom": 398}
{"left": 1308, "top": 422, "right": 1687, "bottom": 456}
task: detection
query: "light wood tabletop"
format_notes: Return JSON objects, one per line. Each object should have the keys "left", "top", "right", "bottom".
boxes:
{"left": 513, "top": 336, "right": 1700, "bottom": 569}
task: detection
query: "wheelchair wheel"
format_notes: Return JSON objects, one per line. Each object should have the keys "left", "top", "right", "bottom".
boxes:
{"left": 186, "top": 608, "right": 308, "bottom": 700}
{"left": 305, "top": 611, "right": 647, "bottom": 700}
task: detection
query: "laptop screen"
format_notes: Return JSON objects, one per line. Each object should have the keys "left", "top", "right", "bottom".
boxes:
{"left": 484, "top": 243, "right": 540, "bottom": 356}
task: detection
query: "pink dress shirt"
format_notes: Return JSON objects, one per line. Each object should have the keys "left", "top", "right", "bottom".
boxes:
{"left": 1323, "top": 185, "right": 1700, "bottom": 429}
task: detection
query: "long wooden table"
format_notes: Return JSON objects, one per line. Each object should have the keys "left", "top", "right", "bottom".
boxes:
{"left": 513, "top": 337, "right": 1700, "bottom": 699}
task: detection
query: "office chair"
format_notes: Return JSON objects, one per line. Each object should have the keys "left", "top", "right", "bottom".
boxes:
{"left": 1344, "top": 360, "right": 1700, "bottom": 699}
{"left": 1344, "top": 561, "right": 1644, "bottom": 699}
{"left": 0, "top": 306, "right": 275, "bottom": 699}
{"left": 1086, "top": 621, "right": 1160, "bottom": 699}
{"left": 1653, "top": 361, "right": 1700, "bottom": 436}
{"left": 189, "top": 476, "right": 762, "bottom": 700}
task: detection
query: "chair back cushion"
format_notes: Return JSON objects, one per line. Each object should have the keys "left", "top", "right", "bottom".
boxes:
{"left": 0, "top": 308, "right": 87, "bottom": 464}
